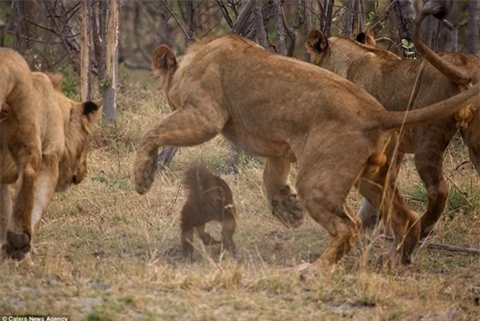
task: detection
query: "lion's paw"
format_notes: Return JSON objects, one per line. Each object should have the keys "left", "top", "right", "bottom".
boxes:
{"left": 134, "top": 150, "right": 158, "bottom": 195}
{"left": 272, "top": 185, "right": 306, "bottom": 228}
{"left": 3, "top": 231, "right": 31, "bottom": 260}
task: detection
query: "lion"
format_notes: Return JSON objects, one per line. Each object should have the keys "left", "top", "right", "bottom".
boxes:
{"left": 0, "top": 47, "right": 103, "bottom": 261}
{"left": 305, "top": 13, "right": 480, "bottom": 238}
{"left": 181, "top": 163, "right": 236, "bottom": 259}
{"left": 133, "top": 35, "right": 480, "bottom": 267}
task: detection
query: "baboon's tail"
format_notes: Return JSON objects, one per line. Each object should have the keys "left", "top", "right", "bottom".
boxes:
{"left": 380, "top": 81, "right": 480, "bottom": 130}
{"left": 182, "top": 163, "right": 215, "bottom": 198}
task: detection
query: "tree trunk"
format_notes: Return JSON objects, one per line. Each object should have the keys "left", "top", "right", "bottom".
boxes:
{"left": 253, "top": 0, "right": 268, "bottom": 48}
{"left": 185, "top": 0, "right": 196, "bottom": 44}
{"left": 0, "top": 1, "right": 9, "bottom": 46}
{"left": 467, "top": 0, "right": 478, "bottom": 55}
{"left": 356, "top": 0, "right": 366, "bottom": 33}
{"left": 92, "top": 0, "right": 107, "bottom": 82}
{"left": 274, "top": 0, "right": 287, "bottom": 55}
{"left": 392, "top": 0, "right": 416, "bottom": 57}
{"left": 80, "top": 0, "right": 92, "bottom": 101}
{"left": 11, "top": 0, "right": 27, "bottom": 53}
{"left": 232, "top": 0, "right": 256, "bottom": 39}
{"left": 303, "top": 0, "right": 313, "bottom": 60}
{"left": 343, "top": 0, "right": 355, "bottom": 36}
{"left": 103, "top": 0, "right": 119, "bottom": 122}
{"left": 421, "top": 15, "right": 434, "bottom": 47}
{"left": 324, "top": 0, "right": 334, "bottom": 37}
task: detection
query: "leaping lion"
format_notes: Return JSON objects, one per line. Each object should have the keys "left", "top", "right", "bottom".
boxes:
{"left": 133, "top": 35, "right": 479, "bottom": 267}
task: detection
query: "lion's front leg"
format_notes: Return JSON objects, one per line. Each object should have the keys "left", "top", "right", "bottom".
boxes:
{"left": 263, "top": 157, "right": 305, "bottom": 228}
{"left": 4, "top": 157, "right": 59, "bottom": 260}
{"left": 0, "top": 184, "right": 12, "bottom": 243}
{"left": 134, "top": 105, "right": 227, "bottom": 195}
{"left": 3, "top": 163, "right": 36, "bottom": 260}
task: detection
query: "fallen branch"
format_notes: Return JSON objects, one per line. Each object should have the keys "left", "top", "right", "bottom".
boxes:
{"left": 384, "top": 235, "right": 480, "bottom": 256}
{"left": 420, "top": 241, "right": 480, "bottom": 255}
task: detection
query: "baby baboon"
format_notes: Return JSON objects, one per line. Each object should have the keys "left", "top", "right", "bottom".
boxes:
{"left": 181, "top": 164, "right": 236, "bottom": 259}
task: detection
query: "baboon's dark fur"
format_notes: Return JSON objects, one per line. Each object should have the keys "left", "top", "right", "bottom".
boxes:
{"left": 181, "top": 164, "right": 236, "bottom": 258}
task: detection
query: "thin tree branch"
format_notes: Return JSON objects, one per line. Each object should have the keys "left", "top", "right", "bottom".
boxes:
{"left": 217, "top": 0, "right": 234, "bottom": 28}
{"left": 159, "top": 0, "right": 193, "bottom": 42}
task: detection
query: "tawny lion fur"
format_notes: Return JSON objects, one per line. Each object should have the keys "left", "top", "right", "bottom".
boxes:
{"left": 181, "top": 163, "right": 236, "bottom": 259}
{"left": 305, "top": 7, "right": 480, "bottom": 237}
{"left": 133, "top": 35, "right": 480, "bottom": 267}
{"left": 0, "top": 47, "right": 102, "bottom": 260}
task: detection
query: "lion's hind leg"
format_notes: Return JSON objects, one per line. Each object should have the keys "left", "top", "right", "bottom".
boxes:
{"left": 413, "top": 146, "right": 448, "bottom": 238}
{"left": 359, "top": 151, "right": 404, "bottom": 230}
{"left": 357, "top": 172, "right": 420, "bottom": 265}
{"left": 294, "top": 152, "right": 365, "bottom": 267}
{"left": 297, "top": 184, "right": 362, "bottom": 266}
{"left": 134, "top": 106, "right": 227, "bottom": 195}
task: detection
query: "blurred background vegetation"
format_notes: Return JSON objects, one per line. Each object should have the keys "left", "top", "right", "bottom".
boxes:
{"left": 1, "top": 0, "right": 478, "bottom": 96}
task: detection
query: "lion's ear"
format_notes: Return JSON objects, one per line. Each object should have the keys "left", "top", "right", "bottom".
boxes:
{"left": 355, "top": 32, "right": 367, "bottom": 44}
{"left": 355, "top": 27, "right": 376, "bottom": 47}
{"left": 152, "top": 45, "right": 177, "bottom": 72}
{"left": 82, "top": 99, "right": 103, "bottom": 123}
{"left": 305, "top": 29, "right": 328, "bottom": 55}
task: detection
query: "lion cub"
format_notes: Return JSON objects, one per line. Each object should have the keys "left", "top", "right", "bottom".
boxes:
{"left": 180, "top": 164, "right": 236, "bottom": 259}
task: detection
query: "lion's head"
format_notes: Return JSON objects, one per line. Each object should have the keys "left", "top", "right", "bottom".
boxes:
{"left": 305, "top": 29, "right": 400, "bottom": 79}
{"left": 46, "top": 74, "right": 103, "bottom": 192}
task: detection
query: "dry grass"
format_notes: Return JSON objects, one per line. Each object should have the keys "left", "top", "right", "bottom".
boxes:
{"left": 1, "top": 69, "right": 479, "bottom": 321}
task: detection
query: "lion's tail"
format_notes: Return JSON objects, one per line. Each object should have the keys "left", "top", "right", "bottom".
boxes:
{"left": 379, "top": 81, "right": 480, "bottom": 130}
{"left": 413, "top": 0, "right": 472, "bottom": 85}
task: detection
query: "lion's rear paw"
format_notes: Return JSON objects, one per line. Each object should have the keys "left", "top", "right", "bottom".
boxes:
{"left": 134, "top": 151, "right": 158, "bottom": 194}
{"left": 3, "top": 231, "right": 31, "bottom": 260}
{"left": 272, "top": 186, "right": 306, "bottom": 228}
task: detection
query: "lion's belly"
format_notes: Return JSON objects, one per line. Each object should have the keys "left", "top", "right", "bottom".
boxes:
{"left": 221, "top": 123, "right": 296, "bottom": 161}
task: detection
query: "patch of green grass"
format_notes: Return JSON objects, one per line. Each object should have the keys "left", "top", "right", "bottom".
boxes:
{"left": 446, "top": 187, "right": 480, "bottom": 217}
{"left": 58, "top": 64, "right": 81, "bottom": 99}
{"left": 404, "top": 184, "right": 480, "bottom": 216}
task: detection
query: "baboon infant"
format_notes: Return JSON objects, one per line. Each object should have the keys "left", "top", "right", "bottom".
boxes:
{"left": 181, "top": 164, "right": 236, "bottom": 258}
